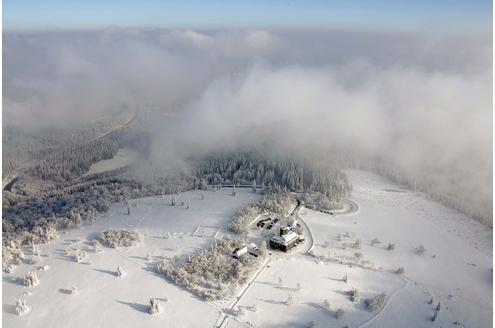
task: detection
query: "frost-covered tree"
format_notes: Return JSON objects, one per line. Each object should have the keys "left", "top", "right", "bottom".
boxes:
{"left": 236, "top": 306, "right": 245, "bottom": 317}
{"left": 31, "top": 253, "right": 42, "bottom": 264}
{"left": 347, "top": 288, "right": 359, "bottom": 303}
{"left": 38, "top": 265, "right": 49, "bottom": 271}
{"left": 322, "top": 299, "right": 331, "bottom": 312}
{"left": 386, "top": 243, "right": 395, "bottom": 251}
{"left": 370, "top": 238, "right": 381, "bottom": 246}
{"left": 24, "top": 271, "right": 40, "bottom": 287}
{"left": 335, "top": 307, "right": 345, "bottom": 319}
{"left": 414, "top": 244, "right": 426, "bottom": 255}
{"left": 6, "top": 264, "right": 17, "bottom": 274}
{"left": 98, "top": 230, "right": 143, "bottom": 248}
{"left": 432, "top": 310, "right": 439, "bottom": 321}
{"left": 149, "top": 297, "right": 163, "bottom": 315}
{"left": 350, "top": 239, "right": 362, "bottom": 249}
{"left": 126, "top": 201, "right": 131, "bottom": 215}
{"left": 15, "top": 298, "right": 30, "bottom": 316}
{"left": 252, "top": 180, "right": 257, "bottom": 193}
{"left": 156, "top": 237, "right": 266, "bottom": 301}
{"left": 117, "top": 265, "right": 126, "bottom": 277}
{"left": 75, "top": 251, "right": 87, "bottom": 263}
{"left": 364, "top": 293, "right": 386, "bottom": 312}
{"left": 32, "top": 243, "right": 40, "bottom": 255}
{"left": 229, "top": 192, "right": 295, "bottom": 233}
{"left": 307, "top": 320, "right": 316, "bottom": 328}
{"left": 74, "top": 212, "right": 83, "bottom": 226}
{"left": 285, "top": 294, "right": 294, "bottom": 306}
{"left": 92, "top": 240, "right": 103, "bottom": 254}
{"left": 71, "top": 286, "right": 79, "bottom": 295}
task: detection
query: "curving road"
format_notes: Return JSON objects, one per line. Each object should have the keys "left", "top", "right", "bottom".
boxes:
{"left": 339, "top": 199, "right": 360, "bottom": 215}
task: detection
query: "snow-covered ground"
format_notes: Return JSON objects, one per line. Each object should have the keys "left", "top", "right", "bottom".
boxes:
{"left": 84, "top": 148, "right": 141, "bottom": 176}
{"left": 3, "top": 170, "right": 492, "bottom": 328}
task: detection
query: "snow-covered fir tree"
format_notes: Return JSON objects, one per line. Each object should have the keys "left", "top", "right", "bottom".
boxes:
{"left": 15, "top": 298, "right": 30, "bottom": 316}
{"left": 24, "top": 271, "right": 40, "bottom": 287}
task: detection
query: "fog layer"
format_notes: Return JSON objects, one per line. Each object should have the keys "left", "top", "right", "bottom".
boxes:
{"left": 3, "top": 28, "right": 492, "bottom": 224}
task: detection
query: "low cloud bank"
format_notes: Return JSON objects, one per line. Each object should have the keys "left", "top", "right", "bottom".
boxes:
{"left": 4, "top": 28, "right": 492, "bottom": 224}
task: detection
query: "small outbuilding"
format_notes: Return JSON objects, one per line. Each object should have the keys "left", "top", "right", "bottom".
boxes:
{"left": 233, "top": 243, "right": 260, "bottom": 259}
{"left": 232, "top": 246, "right": 248, "bottom": 259}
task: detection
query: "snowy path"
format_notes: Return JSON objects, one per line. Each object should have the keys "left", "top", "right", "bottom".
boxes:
{"left": 341, "top": 199, "right": 360, "bottom": 215}
{"left": 216, "top": 258, "right": 272, "bottom": 328}
{"left": 294, "top": 207, "right": 314, "bottom": 254}
{"left": 357, "top": 276, "right": 410, "bottom": 328}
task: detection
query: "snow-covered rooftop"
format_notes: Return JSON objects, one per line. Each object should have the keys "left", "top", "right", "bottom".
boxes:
{"left": 271, "top": 231, "right": 299, "bottom": 245}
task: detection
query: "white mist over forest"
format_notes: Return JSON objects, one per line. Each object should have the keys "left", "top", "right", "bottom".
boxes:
{"left": 3, "top": 28, "right": 492, "bottom": 224}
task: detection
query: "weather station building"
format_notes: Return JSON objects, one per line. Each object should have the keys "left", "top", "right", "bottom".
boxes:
{"left": 270, "top": 226, "right": 301, "bottom": 252}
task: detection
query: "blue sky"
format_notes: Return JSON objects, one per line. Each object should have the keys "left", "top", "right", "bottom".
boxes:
{"left": 3, "top": 0, "right": 492, "bottom": 32}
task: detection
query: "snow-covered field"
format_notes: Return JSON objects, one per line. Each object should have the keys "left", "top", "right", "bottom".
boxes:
{"left": 84, "top": 148, "right": 141, "bottom": 176}
{"left": 3, "top": 170, "right": 492, "bottom": 328}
